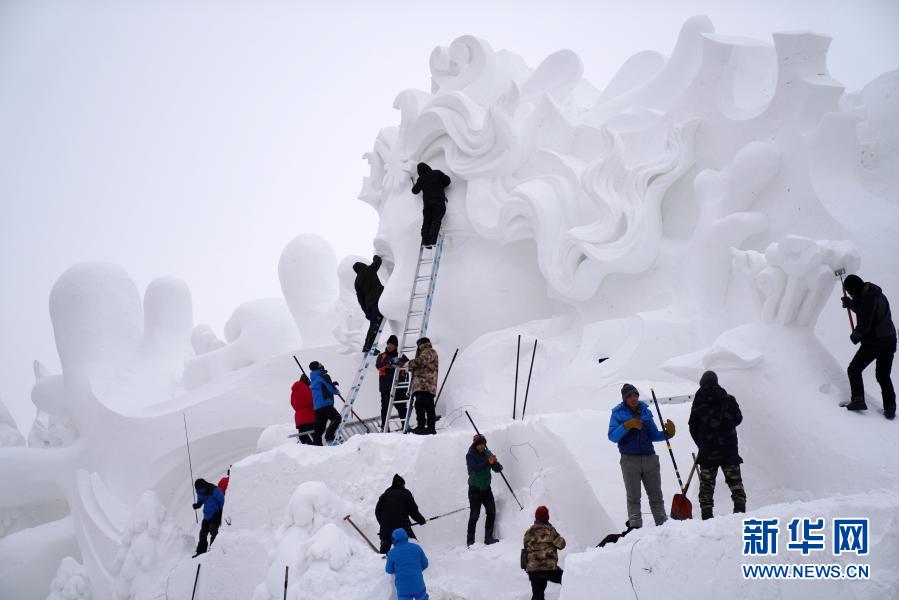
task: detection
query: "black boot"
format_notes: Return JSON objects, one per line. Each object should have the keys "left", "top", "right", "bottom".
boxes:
{"left": 701, "top": 507, "right": 714, "bottom": 520}
{"left": 845, "top": 396, "right": 868, "bottom": 411}
{"left": 733, "top": 500, "right": 746, "bottom": 514}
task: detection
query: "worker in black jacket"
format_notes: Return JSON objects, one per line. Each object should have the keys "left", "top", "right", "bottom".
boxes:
{"left": 353, "top": 255, "right": 384, "bottom": 353}
{"left": 411, "top": 162, "right": 451, "bottom": 247}
{"left": 842, "top": 274, "right": 896, "bottom": 418}
{"left": 375, "top": 474, "right": 427, "bottom": 554}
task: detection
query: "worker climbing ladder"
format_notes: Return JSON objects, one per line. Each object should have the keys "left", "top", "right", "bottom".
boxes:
{"left": 330, "top": 319, "right": 386, "bottom": 445}
{"left": 383, "top": 233, "right": 446, "bottom": 433}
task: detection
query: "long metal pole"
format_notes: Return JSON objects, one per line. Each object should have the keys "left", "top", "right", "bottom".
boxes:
{"left": 183, "top": 412, "right": 198, "bottom": 523}
{"left": 513, "top": 335, "right": 521, "bottom": 419}
{"left": 464, "top": 410, "right": 524, "bottom": 510}
{"left": 433, "top": 348, "right": 459, "bottom": 409}
{"left": 283, "top": 565, "right": 289, "bottom": 600}
{"left": 191, "top": 563, "right": 201, "bottom": 600}
{"left": 521, "top": 339, "right": 538, "bottom": 420}
{"left": 650, "top": 388, "right": 686, "bottom": 494}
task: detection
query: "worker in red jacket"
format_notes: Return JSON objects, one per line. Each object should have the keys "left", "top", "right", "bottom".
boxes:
{"left": 291, "top": 374, "right": 316, "bottom": 444}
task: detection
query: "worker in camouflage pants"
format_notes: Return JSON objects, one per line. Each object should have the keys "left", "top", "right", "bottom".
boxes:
{"left": 689, "top": 371, "right": 747, "bottom": 519}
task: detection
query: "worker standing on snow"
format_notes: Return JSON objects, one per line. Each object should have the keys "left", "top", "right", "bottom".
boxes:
{"left": 375, "top": 474, "right": 427, "bottom": 554}
{"left": 385, "top": 527, "right": 430, "bottom": 600}
{"left": 408, "top": 337, "right": 438, "bottom": 435}
{"left": 308, "top": 361, "right": 342, "bottom": 445}
{"left": 523, "top": 505, "right": 566, "bottom": 600}
{"left": 841, "top": 274, "right": 896, "bottom": 419}
{"left": 607, "top": 384, "right": 675, "bottom": 528}
{"left": 411, "top": 162, "right": 451, "bottom": 248}
{"left": 192, "top": 478, "right": 225, "bottom": 557}
{"left": 290, "top": 374, "right": 316, "bottom": 444}
{"left": 688, "top": 371, "right": 747, "bottom": 520}
{"left": 353, "top": 255, "right": 385, "bottom": 354}
{"left": 466, "top": 434, "right": 502, "bottom": 546}
{"left": 376, "top": 335, "right": 409, "bottom": 429}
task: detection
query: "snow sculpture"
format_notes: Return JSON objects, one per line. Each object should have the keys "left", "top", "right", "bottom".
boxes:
{"left": 183, "top": 298, "right": 299, "bottom": 390}
{"left": 252, "top": 481, "right": 391, "bottom": 600}
{"left": 0, "top": 396, "right": 25, "bottom": 447}
{"left": 732, "top": 237, "right": 860, "bottom": 327}
{"left": 46, "top": 557, "right": 92, "bottom": 600}
{"left": 279, "top": 234, "right": 340, "bottom": 347}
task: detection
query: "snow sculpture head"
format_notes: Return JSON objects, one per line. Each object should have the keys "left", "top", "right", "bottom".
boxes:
{"left": 361, "top": 20, "right": 879, "bottom": 354}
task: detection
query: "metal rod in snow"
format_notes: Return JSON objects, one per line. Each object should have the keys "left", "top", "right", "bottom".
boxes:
{"left": 433, "top": 348, "right": 459, "bottom": 409}
{"left": 463, "top": 411, "right": 524, "bottom": 511}
{"left": 521, "top": 339, "right": 538, "bottom": 420}
{"left": 292, "top": 355, "right": 308, "bottom": 378}
{"left": 283, "top": 565, "right": 289, "bottom": 600}
{"left": 183, "top": 412, "right": 198, "bottom": 523}
{"left": 343, "top": 515, "right": 379, "bottom": 553}
{"left": 513, "top": 335, "right": 521, "bottom": 419}
{"left": 191, "top": 563, "right": 201, "bottom": 600}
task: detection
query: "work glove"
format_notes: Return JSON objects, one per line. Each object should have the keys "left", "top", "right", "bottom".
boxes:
{"left": 663, "top": 419, "right": 676, "bottom": 437}
{"left": 623, "top": 418, "right": 643, "bottom": 430}
{"left": 487, "top": 454, "right": 497, "bottom": 465}
{"left": 841, "top": 296, "right": 853, "bottom": 309}
{"left": 850, "top": 333, "right": 860, "bottom": 345}
{"left": 192, "top": 502, "right": 202, "bottom": 510}
{"left": 418, "top": 518, "right": 427, "bottom": 525}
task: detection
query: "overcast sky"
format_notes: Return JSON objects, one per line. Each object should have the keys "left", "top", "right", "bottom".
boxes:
{"left": 1, "top": 0, "right": 897, "bottom": 433}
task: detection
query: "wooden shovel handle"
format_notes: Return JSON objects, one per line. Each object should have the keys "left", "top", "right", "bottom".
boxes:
{"left": 683, "top": 452, "right": 699, "bottom": 493}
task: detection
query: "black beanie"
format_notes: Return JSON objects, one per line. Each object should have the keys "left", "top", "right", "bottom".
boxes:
{"left": 621, "top": 383, "right": 639, "bottom": 400}
{"left": 844, "top": 274, "right": 864, "bottom": 296}
{"left": 392, "top": 474, "right": 405, "bottom": 487}
{"left": 699, "top": 370, "right": 718, "bottom": 387}
{"left": 417, "top": 337, "right": 430, "bottom": 345}
{"left": 309, "top": 361, "right": 322, "bottom": 371}
{"left": 387, "top": 335, "right": 399, "bottom": 346}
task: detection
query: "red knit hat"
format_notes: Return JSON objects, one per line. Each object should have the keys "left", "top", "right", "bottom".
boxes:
{"left": 535, "top": 505, "right": 549, "bottom": 521}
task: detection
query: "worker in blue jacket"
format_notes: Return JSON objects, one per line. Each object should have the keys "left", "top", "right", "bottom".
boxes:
{"left": 309, "top": 361, "right": 343, "bottom": 445}
{"left": 607, "top": 383, "right": 676, "bottom": 529}
{"left": 385, "top": 528, "right": 429, "bottom": 600}
{"left": 192, "top": 478, "right": 225, "bottom": 557}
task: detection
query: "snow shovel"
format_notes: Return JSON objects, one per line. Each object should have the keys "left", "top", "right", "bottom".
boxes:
{"left": 650, "top": 389, "right": 690, "bottom": 520}
{"left": 670, "top": 452, "right": 698, "bottom": 521}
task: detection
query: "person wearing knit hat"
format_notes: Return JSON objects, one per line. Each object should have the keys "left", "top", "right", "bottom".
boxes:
{"left": 523, "top": 505, "right": 566, "bottom": 600}
{"left": 376, "top": 335, "right": 410, "bottom": 429}
{"left": 466, "top": 434, "right": 503, "bottom": 546}
{"left": 607, "top": 383, "right": 676, "bottom": 528}
{"left": 375, "top": 474, "right": 427, "bottom": 554}
{"left": 841, "top": 274, "right": 896, "bottom": 418}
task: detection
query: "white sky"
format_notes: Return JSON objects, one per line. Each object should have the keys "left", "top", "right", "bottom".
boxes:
{"left": 1, "top": 0, "right": 897, "bottom": 433}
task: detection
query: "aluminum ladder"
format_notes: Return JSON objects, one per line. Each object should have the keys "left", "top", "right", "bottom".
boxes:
{"left": 383, "top": 233, "right": 446, "bottom": 433}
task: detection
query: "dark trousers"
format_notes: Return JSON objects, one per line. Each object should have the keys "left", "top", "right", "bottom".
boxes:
{"left": 296, "top": 423, "right": 315, "bottom": 445}
{"left": 380, "top": 388, "right": 408, "bottom": 429}
{"left": 848, "top": 339, "right": 896, "bottom": 410}
{"left": 196, "top": 509, "right": 223, "bottom": 554}
{"left": 363, "top": 308, "right": 383, "bottom": 352}
{"left": 467, "top": 487, "right": 496, "bottom": 544}
{"left": 414, "top": 391, "right": 436, "bottom": 433}
{"left": 313, "top": 406, "right": 342, "bottom": 445}
{"left": 378, "top": 527, "right": 416, "bottom": 554}
{"left": 528, "top": 570, "right": 563, "bottom": 600}
{"left": 421, "top": 202, "right": 446, "bottom": 246}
